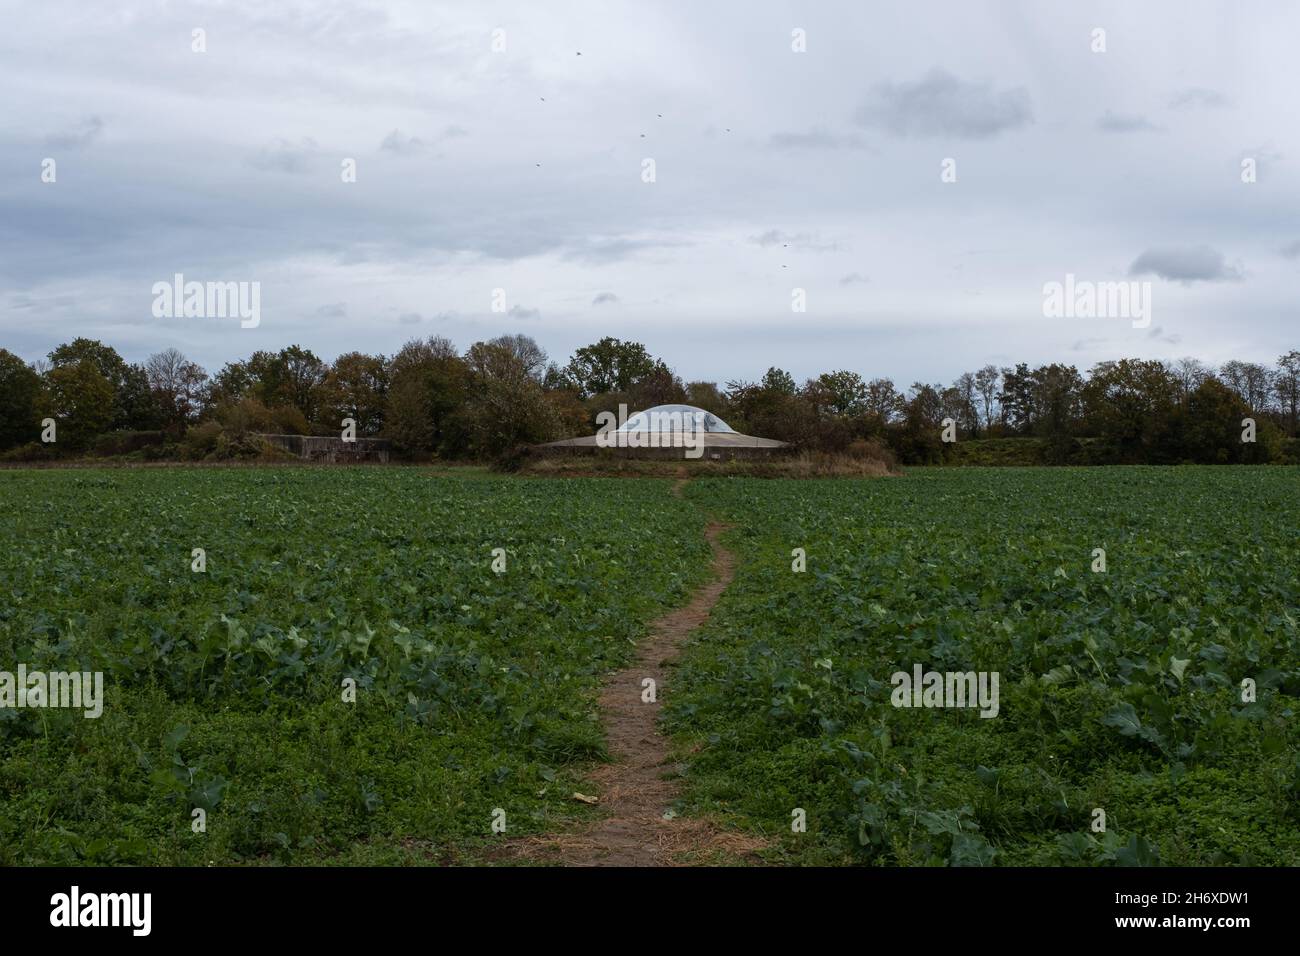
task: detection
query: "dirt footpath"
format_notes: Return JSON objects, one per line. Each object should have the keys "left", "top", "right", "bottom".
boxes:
{"left": 498, "top": 482, "right": 764, "bottom": 865}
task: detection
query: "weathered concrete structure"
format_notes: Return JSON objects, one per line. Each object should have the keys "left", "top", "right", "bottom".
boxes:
{"left": 257, "top": 434, "right": 391, "bottom": 463}
{"left": 537, "top": 404, "right": 788, "bottom": 461}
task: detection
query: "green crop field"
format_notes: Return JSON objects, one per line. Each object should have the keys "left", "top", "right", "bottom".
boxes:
{"left": 0, "top": 468, "right": 708, "bottom": 864}
{"left": 1, "top": 465, "right": 1297, "bottom": 865}
{"left": 672, "top": 467, "right": 1300, "bottom": 865}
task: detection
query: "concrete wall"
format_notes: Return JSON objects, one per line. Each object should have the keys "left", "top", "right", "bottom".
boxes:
{"left": 535, "top": 443, "right": 784, "bottom": 461}
{"left": 257, "top": 434, "right": 391, "bottom": 463}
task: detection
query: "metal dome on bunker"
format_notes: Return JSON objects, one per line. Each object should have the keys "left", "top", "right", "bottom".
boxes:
{"left": 537, "top": 403, "right": 788, "bottom": 460}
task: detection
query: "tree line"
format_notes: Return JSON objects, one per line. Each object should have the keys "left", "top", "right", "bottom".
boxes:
{"left": 1, "top": 335, "right": 1296, "bottom": 465}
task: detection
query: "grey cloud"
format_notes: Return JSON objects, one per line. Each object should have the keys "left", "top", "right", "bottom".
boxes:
{"left": 316, "top": 303, "right": 347, "bottom": 318}
{"left": 381, "top": 129, "right": 426, "bottom": 154}
{"left": 45, "top": 115, "right": 103, "bottom": 149}
{"left": 3, "top": 1, "right": 1297, "bottom": 388}
{"left": 750, "top": 230, "right": 839, "bottom": 252}
{"left": 839, "top": 272, "right": 869, "bottom": 285}
{"left": 591, "top": 292, "right": 619, "bottom": 305}
{"left": 249, "top": 137, "right": 319, "bottom": 173}
{"left": 1147, "top": 326, "right": 1182, "bottom": 344}
{"left": 853, "top": 69, "right": 1032, "bottom": 139}
{"left": 399, "top": 312, "right": 422, "bottom": 324}
{"left": 508, "top": 304, "right": 540, "bottom": 320}
{"left": 1169, "top": 87, "right": 1230, "bottom": 110}
{"left": 381, "top": 125, "right": 468, "bottom": 154}
{"left": 561, "top": 236, "right": 684, "bottom": 264}
{"left": 1097, "top": 111, "right": 1161, "bottom": 133}
{"left": 1129, "top": 245, "right": 1243, "bottom": 283}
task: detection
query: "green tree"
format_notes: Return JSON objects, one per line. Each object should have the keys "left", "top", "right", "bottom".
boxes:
{"left": 384, "top": 336, "right": 470, "bottom": 457}
{"left": 1030, "top": 364, "right": 1084, "bottom": 460}
{"left": 998, "top": 364, "right": 1035, "bottom": 432}
{"left": 47, "top": 338, "right": 158, "bottom": 430}
{"left": 275, "top": 345, "right": 328, "bottom": 422}
{"left": 724, "top": 373, "right": 813, "bottom": 444}
{"left": 207, "top": 347, "right": 326, "bottom": 423}
{"left": 891, "top": 382, "right": 945, "bottom": 463}
{"left": 1180, "top": 378, "right": 1258, "bottom": 462}
{"left": 208, "top": 355, "right": 263, "bottom": 407}
{"left": 320, "top": 352, "right": 388, "bottom": 436}
{"left": 815, "top": 370, "right": 869, "bottom": 416}
{"left": 0, "top": 349, "right": 42, "bottom": 449}
{"left": 563, "top": 337, "right": 657, "bottom": 398}
{"left": 463, "top": 337, "right": 559, "bottom": 458}
{"left": 1082, "top": 359, "right": 1180, "bottom": 460}
{"left": 760, "top": 367, "right": 797, "bottom": 395}
{"left": 118, "top": 362, "right": 163, "bottom": 430}
{"left": 42, "top": 360, "right": 115, "bottom": 448}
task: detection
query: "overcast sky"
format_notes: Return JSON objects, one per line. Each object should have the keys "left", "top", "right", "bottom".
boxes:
{"left": 1, "top": 0, "right": 1297, "bottom": 387}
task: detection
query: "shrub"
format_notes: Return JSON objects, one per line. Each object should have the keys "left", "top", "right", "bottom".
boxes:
{"left": 181, "top": 421, "right": 222, "bottom": 459}
{"left": 91, "top": 430, "right": 166, "bottom": 457}
{"left": 214, "top": 398, "right": 309, "bottom": 437}
{"left": 0, "top": 441, "right": 60, "bottom": 463}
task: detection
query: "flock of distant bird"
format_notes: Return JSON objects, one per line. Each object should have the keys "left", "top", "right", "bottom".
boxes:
{"left": 532, "top": 52, "right": 783, "bottom": 267}
{"left": 534, "top": 52, "right": 731, "bottom": 165}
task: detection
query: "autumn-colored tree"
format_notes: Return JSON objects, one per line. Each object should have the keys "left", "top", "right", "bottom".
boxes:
{"left": 684, "top": 381, "right": 728, "bottom": 417}
{"left": 145, "top": 348, "right": 209, "bottom": 430}
{"left": 863, "top": 378, "right": 902, "bottom": 428}
{"left": 628, "top": 360, "right": 686, "bottom": 409}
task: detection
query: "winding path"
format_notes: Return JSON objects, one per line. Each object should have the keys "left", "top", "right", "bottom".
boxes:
{"left": 500, "top": 478, "right": 763, "bottom": 865}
